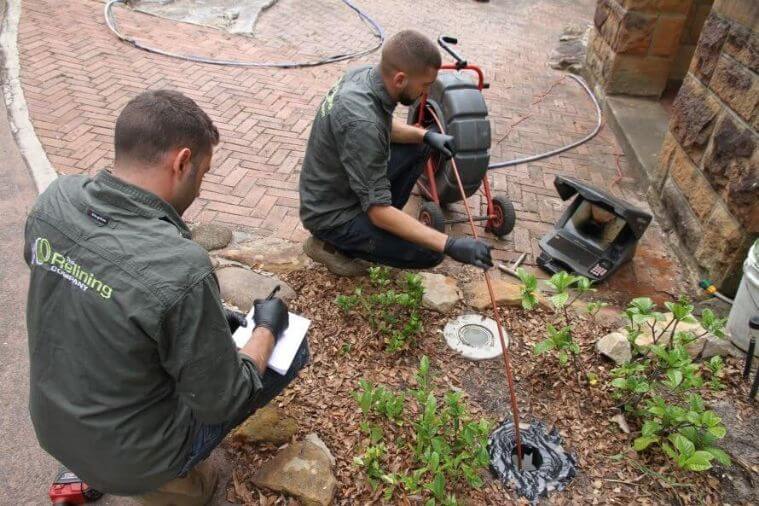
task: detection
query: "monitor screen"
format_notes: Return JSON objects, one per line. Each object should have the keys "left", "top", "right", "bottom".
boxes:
{"left": 563, "top": 200, "right": 626, "bottom": 251}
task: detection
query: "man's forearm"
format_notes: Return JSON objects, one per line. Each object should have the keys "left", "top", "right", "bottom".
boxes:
{"left": 391, "top": 118, "right": 426, "bottom": 144}
{"left": 240, "top": 327, "right": 276, "bottom": 375}
{"left": 367, "top": 205, "right": 447, "bottom": 252}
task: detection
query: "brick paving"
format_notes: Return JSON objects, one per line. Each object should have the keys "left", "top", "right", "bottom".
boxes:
{"left": 16, "top": 0, "right": 688, "bottom": 300}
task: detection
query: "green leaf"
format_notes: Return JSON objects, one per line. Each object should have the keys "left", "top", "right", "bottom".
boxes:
{"left": 672, "top": 434, "right": 695, "bottom": 458}
{"left": 701, "top": 411, "right": 721, "bottom": 428}
{"left": 550, "top": 291, "right": 570, "bottom": 309}
{"left": 662, "top": 442, "right": 677, "bottom": 460}
{"left": 516, "top": 267, "right": 537, "bottom": 291}
{"left": 558, "top": 350, "right": 569, "bottom": 365}
{"left": 568, "top": 342, "right": 581, "bottom": 355}
{"left": 534, "top": 340, "right": 555, "bottom": 355}
{"left": 522, "top": 293, "right": 538, "bottom": 311}
{"left": 707, "top": 425, "right": 727, "bottom": 439}
{"left": 683, "top": 451, "right": 713, "bottom": 472}
{"left": 704, "top": 447, "right": 731, "bottom": 467}
{"left": 665, "top": 369, "right": 683, "bottom": 389}
{"left": 611, "top": 378, "right": 628, "bottom": 389}
{"left": 641, "top": 420, "right": 662, "bottom": 437}
{"left": 429, "top": 472, "right": 446, "bottom": 500}
{"left": 634, "top": 436, "right": 660, "bottom": 451}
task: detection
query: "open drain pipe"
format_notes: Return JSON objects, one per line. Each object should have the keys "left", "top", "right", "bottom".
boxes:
{"left": 426, "top": 108, "right": 525, "bottom": 469}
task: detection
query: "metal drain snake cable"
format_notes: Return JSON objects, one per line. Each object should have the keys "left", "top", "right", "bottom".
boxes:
{"left": 427, "top": 107, "right": 525, "bottom": 469}
{"left": 104, "top": 0, "right": 385, "bottom": 68}
{"left": 487, "top": 73, "right": 602, "bottom": 170}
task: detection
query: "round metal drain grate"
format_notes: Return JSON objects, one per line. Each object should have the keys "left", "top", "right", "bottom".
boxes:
{"left": 443, "top": 314, "right": 507, "bottom": 360}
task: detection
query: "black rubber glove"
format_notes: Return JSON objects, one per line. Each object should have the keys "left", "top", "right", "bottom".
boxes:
{"left": 253, "top": 298, "right": 289, "bottom": 342}
{"left": 224, "top": 308, "right": 248, "bottom": 333}
{"left": 423, "top": 131, "right": 456, "bottom": 159}
{"left": 444, "top": 237, "right": 494, "bottom": 269}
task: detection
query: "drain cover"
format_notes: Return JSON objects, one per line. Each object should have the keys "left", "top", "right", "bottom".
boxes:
{"left": 443, "top": 314, "right": 507, "bottom": 360}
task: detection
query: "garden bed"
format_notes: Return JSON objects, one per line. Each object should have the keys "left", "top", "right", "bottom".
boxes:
{"left": 224, "top": 265, "right": 755, "bottom": 505}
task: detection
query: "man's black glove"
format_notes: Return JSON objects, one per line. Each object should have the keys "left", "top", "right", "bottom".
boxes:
{"left": 444, "top": 237, "right": 494, "bottom": 269}
{"left": 224, "top": 309, "right": 248, "bottom": 333}
{"left": 423, "top": 131, "right": 456, "bottom": 159}
{"left": 253, "top": 298, "right": 289, "bottom": 341}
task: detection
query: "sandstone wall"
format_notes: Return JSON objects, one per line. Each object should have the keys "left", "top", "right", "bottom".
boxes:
{"left": 587, "top": 0, "right": 696, "bottom": 97}
{"left": 653, "top": 0, "right": 757, "bottom": 294}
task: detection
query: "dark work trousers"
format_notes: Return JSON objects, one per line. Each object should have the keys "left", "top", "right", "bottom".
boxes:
{"left": 315, "top": 143, "right": 445, "bottom": 269}
{"left": 177, "top": 340, "right": 310, "bottom": 477}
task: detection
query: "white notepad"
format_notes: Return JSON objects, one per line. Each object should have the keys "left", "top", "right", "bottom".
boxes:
{"left": 232, "top": 308, "right": 311, "bottom": 375}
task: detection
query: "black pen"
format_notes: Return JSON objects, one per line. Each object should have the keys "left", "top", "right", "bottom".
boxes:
{"left": 266, "top": 285, "right": 281, "bottom": 300}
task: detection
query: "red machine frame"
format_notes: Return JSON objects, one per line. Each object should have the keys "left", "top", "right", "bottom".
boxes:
{"left": 412, "top": 37, "right": 513, "bottom": 237}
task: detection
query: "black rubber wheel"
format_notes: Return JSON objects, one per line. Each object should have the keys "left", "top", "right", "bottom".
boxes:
{"left": 418, "top": 201, "right": 446, "bottom": 233}
{"left": 487, "top": 195, "right": 516, "bottom": 237}
{"left": 83, "top": 487, "right": 104, "bottom": 501}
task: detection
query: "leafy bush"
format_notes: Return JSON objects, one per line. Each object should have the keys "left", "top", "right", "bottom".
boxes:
{"left": 353, "top": 356, "right": 492, "bottom": 505}
{"left": 611, "top": 296, "right": 731, "bottom": 472}
{"left": 515, "top": 269, "right": 733, "bottom": 473}
{"left": 336, "top": 266, "right": 424, "bottom": 352}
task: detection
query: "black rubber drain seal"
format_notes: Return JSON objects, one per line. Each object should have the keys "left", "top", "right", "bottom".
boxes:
{"left": 489, "top": 420, "right": 577, "bottom": 502}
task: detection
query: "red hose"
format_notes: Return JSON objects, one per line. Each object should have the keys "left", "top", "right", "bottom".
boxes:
{"left": 426, "top": 107, "right": 524, "bottom": 469}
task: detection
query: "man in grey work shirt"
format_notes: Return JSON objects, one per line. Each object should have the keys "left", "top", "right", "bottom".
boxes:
{"left": 24, "top": 90, "right": 307, "bottom": 505}
{"left": 300, "top": 30, "right": 493, "bottom": 275}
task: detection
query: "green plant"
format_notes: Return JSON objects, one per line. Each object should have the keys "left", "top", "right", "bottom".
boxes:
{"left": 705, "top": 356, "right": 725, "bottom": 390}
{"left": 353, "top": 356, "right": 492, "bottom": 504}
{"left": 336, "top": 266, "right": 424, "bottom": 352}
{"left": 610, "top": 296, "right": 731, "bottom": 472}
{"left": 534, "top": 324, "right": 580, "bottom": 366}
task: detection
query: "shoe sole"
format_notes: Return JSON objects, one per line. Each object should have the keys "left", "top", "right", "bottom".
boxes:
{"left": 303, "top": 238, "right": 368, "bottom": 277}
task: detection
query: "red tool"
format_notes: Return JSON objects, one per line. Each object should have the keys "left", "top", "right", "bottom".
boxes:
{"left": 49, "top": 468, "right": 103, "bottom": 505}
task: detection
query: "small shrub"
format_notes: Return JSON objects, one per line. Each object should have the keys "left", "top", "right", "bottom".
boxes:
{"left": 353, "top": 356, "right": 492, "bottom": 505}
{"left": 336, "top": 266, "right": 424, "bottom": 352}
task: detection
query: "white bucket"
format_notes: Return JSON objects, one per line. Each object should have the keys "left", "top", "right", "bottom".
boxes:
{"left": 727, "top": 240, "right": 759, "bottom": 356}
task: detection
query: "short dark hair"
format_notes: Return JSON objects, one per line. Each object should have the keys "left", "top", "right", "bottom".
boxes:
{"left": 114, "top": 90, "right": 219, "bottom": 165}
{"left": 380, "top": 30, "right": 441, "bottom": 75}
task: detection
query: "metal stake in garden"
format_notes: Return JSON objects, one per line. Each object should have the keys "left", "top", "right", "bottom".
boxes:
{"left": 427, "top": 108, "right": 525, "bottom": 468}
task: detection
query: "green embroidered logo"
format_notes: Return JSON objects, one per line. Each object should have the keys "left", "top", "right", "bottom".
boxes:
{"left": 319, "top": 76, "right": 344, "bottom": 118}
{"left": 32, "top": 237, "right": 113, "bottom": 299}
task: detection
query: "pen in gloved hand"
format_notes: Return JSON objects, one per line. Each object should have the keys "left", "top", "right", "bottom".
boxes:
{"left": 266, "top": 285, "right": 281, "bottom": 301}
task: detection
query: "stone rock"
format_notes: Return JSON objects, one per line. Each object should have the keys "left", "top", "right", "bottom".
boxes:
{"left": 549, "top": 38, "right": 587, "bottom": 70}
{"left": 559, "top": 23, "right": 588, "bottom": 41}
{"left": 724, "top": 22, "right": 759, "bottom": 74}
{"left": 463, "top": 278, "right": 550, "bottom": 311}
{"left": 633, "top": 312, "right": 712, "bottom": 348}
{"left": 670, "top": 76, "right": 721, "bottom": 165}
{"left": 650, "top": 15, "right": 685, "bottom": 57}
{"left": 252, "top": 439, "right": 337, "bottom": 506}
{"left": 685, "top": 335, "right": 742, "bottom": 360}
{"left": 710, "top": 54, "right": 758, "bottom": 125}
{"left": 693, "top": 205, "right": 747, "bottom": 280}
{"left": 661, "top": 177, "right": 703, "bottom": 254}
{"left": 191, "top": 223, "right": 233, "bottom": 251}
{"left": 608, "top": 53, "right": 671, "bottom": 96}
{"left": 418, "top": 272, "right": 461, "bottom": 313}
{"left": 613, "top": 10, "right": 656, "bottom": 55}
{"left": 305, "top": 433, "right": 336, "bottom": 466}
{"left": 216, "top": 267, "right": 295, "bottom": 312}
{"left": 232, "top": 405, "right": 298, "bottom": 444}
{"left": 701, "top": 114, "right": 758, "bottom": 233}
{"left": 668, "top": 137, "right": 717, "bottom": 221}
{"left": 691, "top": 13, "right": 730, "bottom": 83}
{"left": 596, "top": 332, "right": 632, "bottom": 364}
{"left": 713, "top": 0, "right": 759, "bottom": 30}
{"left": 586, "top": 28, "right": 614, "bottom": 83}
{"left": 219, "top": 236, "right": 309, "bottom": 274}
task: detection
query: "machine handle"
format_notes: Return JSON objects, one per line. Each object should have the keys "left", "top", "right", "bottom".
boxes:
{"left": 438, "top": 35, "right": 467, "bottom": 68}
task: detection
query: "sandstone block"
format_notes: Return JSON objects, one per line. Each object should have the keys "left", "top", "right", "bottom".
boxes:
{"left": 608, "top": 54, "right": 671, "bottom": 96}
{"left": 690, "top": 13, "right": 731, "bottom": 83}
{"left": 651, "top": 15, "right": 687, "bottom": 57}
{"left": 710, "top": 54, "right": 758, "bottom": 125}
{"left": 670, "top": 75, "right": 721, "bottom": 164}
{"left": 661, "top": 177, "right": 703, "bottom": 253}
{"left": 614, "top": 10, "right": 657, "bottom": 55}
{"left": 713, "top": 0, "right": 759, "bottom": 29}
{"left": 669, "top": 145, "right": 718, "bottom": 220}
{"left": 654, "top": 130, "right": 679, "bottom": 190}
{"left": 701, "top": 113, "right": 758, "bottom": 232}
{"left": 724, "top": 22, "right": 759, "bottom": 73}
{"left": 694, "top": 203, "right": 747, "bottom": 278}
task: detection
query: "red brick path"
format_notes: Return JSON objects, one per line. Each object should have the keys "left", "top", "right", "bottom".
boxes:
{"left": 16, "top": 0, "right": 687, "bottom": 299}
